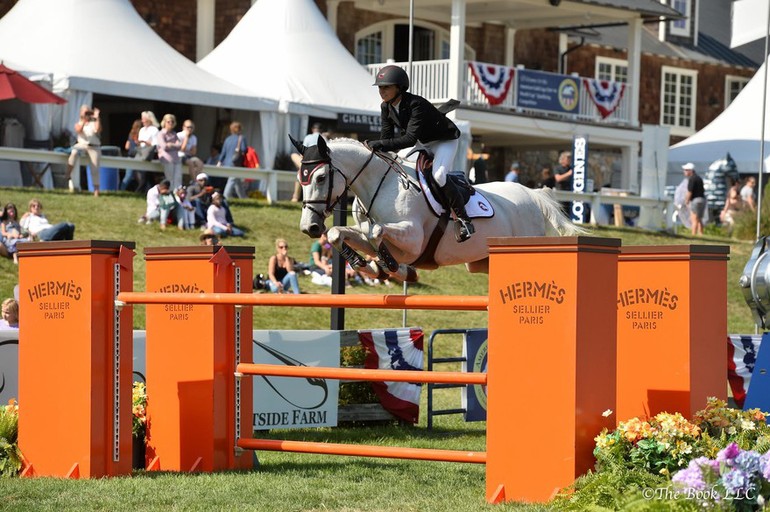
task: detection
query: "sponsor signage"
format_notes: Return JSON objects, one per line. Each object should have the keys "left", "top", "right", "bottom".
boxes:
{"left": 497, "top": 279, "right": 567, "bottom": 326}
{"left": 571, "top": 134, "right": 589, "bottom": 224}
{"left": 337, "top": 112, "right": 381, "bottom": 134}
{"left": 516, "top": 69, "right": 580, "bottom": 114}
{"left": 461, "top": 329, "right": 487, "bottom": 422}
{"left": 252, "top": 330, "right": 340, "bottom": 429}
{"left": 617, "top": 286, "right": 679, "bottom": 331}
{"left": 154, "top": 282, "right": 205, "bottom": 321}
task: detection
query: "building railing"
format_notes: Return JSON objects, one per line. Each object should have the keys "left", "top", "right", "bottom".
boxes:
{"left": 366, "top": 60, "right": 633, "bottom": 126}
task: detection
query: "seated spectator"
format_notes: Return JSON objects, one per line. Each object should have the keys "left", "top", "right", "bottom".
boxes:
{"left": 267, "top": 238, "right": 300, "bottom": 294}
{"left": 20, "top": 199, "right": 75, "bottom": 241}
{"left": 178, "top": 119, "right": 204, "bottom": 184}
{"left": 0, "top": 298, "right": 18, "bottom": 329}
{"left": 199, "top": 230, "right": 220, "bottom": 246}
{"left": 174, "top": 186, "right": 195, "bottom": 230}
{"left": 137, "top": 180, "right": 170, "bottom": 225}
{"left": 158, "top": 182, "right": 179, "bottom": 231}
{"left": 308, "top": 232, "right": 332, "bottom": 286}
{"left": 206, "top": 192, "right": 244, "bottom": 237}
{"left": 187, "top": 173, "right": 234, "bottom": 227}
{"left": 1, "top": 203, "right": 28, "bottom": 264}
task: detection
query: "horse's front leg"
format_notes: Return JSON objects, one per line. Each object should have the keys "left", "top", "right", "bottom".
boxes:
{"left": 365, "top": 222, "right": 421, "bottom": 283}
{"left": 326, "top": 226, "right": 381, "bottom": 279}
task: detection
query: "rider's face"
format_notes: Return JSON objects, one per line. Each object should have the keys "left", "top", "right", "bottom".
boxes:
{"left": 378, "top": 85, "right": 399, "bottom": 103}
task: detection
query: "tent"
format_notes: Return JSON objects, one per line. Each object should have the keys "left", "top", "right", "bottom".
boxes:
{"left": 197, "top": 0, "right": 382, "bottom": 167}
{"left": 0, "top": 0, "right": 278, "bottom": 138}
{"left": 667, "top": 62, "right": 768, "bottom": 182}
{"left": 198, "top": 0, "right": 380, "bottom": 119}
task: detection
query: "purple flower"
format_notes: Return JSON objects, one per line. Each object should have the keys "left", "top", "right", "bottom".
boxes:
{"left": 736, "top": 450, "right": 762, "bottom": 474}
{"left": 717, "top": 442, "right": 741, "bottom": 466}
{"left": 760, "top": 452, "right": 770, "bottom": 480}
{"left": 721, "top": 468, "right": 755, "bottom": 495}
{"left": 673, "top": 457, "right": 714, "bottom": 490}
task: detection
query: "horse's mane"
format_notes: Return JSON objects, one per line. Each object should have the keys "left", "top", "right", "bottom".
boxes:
{"left": 329, "top": 137, "right": 363, "bottom": 147}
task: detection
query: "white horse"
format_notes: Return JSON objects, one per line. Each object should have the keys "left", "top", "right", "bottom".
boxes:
{"left": 292, "top": 136, "right": 584, "bottom": 282}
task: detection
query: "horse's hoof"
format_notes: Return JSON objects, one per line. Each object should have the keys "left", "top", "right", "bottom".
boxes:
{"left": 405, "top": 266, "right": 419, "bottom": 283}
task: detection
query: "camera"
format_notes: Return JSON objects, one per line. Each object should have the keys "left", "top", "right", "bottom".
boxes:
{"left": 253, "top": 274, "right": 271, "bottom": 291}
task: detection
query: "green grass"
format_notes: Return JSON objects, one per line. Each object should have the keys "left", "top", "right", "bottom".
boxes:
{"left": 0, "top": 186, "right": 759, "bottom": 511}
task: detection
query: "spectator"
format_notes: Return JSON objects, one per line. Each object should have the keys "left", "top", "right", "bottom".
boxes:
{"left": 741, "top": 176, "right": 757, "bottom": 212}
{"left": 174, "top": 186, "right": 195, "bottom": 230}
{"left": 157, "top": 114, "right": 183, "bottom": 190}
{"left": 683, "top": 162, "right": 706, "bottom": 236}
{"left": 20, "top": 199, "right": 75, "bottom": 241}
{"left": 538, "top": 164, "right": 556, "bottom": 189}
{"left": 120, "top": 119, "right": 142, "bottom": 191}
{"left": 554, "top": 151, "right": 573, "bottom": 214}
{"left": 267, "top": 238, "right": 300, "bottom": 294}
{"left": 206, "top": 192, "right": 244, "bottom": 237}
{"left": 1, "top": 203, "right": 27, "bottom": 264}
{"left": 157, "top": 181, "right": 179, "bottom": 230}
{"left": 132, "top": 111, "right": 160, "bottom": 193}
{"left": 0, "top": 298, "right": 18, "bottom": 329}
{"left": 137, "top": 180, "right": 170, "bottom": 225}
{"left": 218, "top": 121, "right": 248, "bottom": 199}
{"left": 187, "top": 172, "right": 234, "bottom": 227}
{"left": 505, "top": 162, "right": 520, "bottom": 183}
{"left": 720, "top": 183, "right": 745, "bottom": 231}
{"left": 65, "top": 104, "right": 102, "bottom": 197}
{"left": 199, "top": 230, "right": 220, "bottom": 246}
{"left": 178, "top": 119, "right": 204, "bottom": 185}
{"left": 308, "top": 232, "right": 333, "bottom": 286}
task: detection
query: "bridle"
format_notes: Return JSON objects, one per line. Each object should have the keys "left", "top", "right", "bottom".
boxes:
{"left": 300, "top": 150, "right": 375, "bottom": 218}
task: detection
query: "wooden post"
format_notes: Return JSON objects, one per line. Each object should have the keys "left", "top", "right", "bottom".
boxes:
{"left": 18, "top": 241, "right": 135, "bottom": 478}
{"left": 616, "top": 245, "right": 729, "bottom": 421}
{"left": 143, "top": 245, "right": 253, "bottom": 472}
{"left": 486, "top": 236, "right": 619, "bottom": 503}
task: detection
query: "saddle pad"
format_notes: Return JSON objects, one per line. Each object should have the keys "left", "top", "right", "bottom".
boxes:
{"left": 417, "top": 171, "right": 494, "bottom": 219}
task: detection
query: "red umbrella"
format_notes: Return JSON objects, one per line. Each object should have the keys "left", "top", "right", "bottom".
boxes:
{"left": 0, "top": 63, "right": 66, "bottom": 104}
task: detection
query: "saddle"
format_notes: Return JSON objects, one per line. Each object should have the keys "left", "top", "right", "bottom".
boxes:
{"left": 408, "top": 149, "right": 494, "bottom": 219}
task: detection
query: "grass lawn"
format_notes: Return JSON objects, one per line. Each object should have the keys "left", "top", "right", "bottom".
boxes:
{"left": 0, "top": 186, "right": 758, "bottom": 511}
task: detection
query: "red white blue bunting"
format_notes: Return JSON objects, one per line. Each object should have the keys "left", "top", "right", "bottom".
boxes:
{"left": 468, "top": 62, "right": 514, "bottom": 105}
{"left": 583, "top": 78, "right": 626, "bottom": 119}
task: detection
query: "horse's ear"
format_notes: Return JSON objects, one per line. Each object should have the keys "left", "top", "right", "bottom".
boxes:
{"left": 316, "top": 134, "right": 330, "bottom": 157}
{"left": 288, "top": 134, "right": 305, "bottom": 155}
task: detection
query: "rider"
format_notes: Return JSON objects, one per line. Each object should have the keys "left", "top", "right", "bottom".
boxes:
{"left": 366, "top": 65, "right": 475, "bottom": 242}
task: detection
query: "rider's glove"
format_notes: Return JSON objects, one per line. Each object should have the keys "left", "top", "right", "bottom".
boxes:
{"left": 366, "top": 140, "right": 384, "bottom": 152}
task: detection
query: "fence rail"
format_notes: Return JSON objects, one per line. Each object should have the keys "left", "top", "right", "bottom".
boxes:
{"left": 0, "top": 146, "right": 296, "bottom": 204}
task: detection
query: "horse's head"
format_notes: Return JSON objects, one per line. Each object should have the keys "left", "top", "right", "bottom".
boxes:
{"left": 290, "top": 134, "right": 345, "bottom": 238}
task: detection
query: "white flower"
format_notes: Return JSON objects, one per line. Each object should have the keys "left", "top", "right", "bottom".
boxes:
{"left": 740, "top": 419, "right": 756, "bottom": 431}
{"left": 602, "top": 409, "right": 613, "bottom": 417}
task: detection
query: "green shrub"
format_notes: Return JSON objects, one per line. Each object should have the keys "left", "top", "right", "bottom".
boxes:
{"left": 0, "top": 400, "right": 21, "bottom": 477}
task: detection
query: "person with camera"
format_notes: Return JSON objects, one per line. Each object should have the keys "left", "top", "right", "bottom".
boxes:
{"left": 65, "top": 104, "right": 102, "bottom": 197}
{"left": 266, "top": 238, "right": 300, "bottom": 294}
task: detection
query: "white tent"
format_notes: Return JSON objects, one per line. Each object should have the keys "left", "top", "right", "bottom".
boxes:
{"left": 668, "top": 62, "right": 768, "bottom": 181}
{"left": 0, "top": 0, "right": 278, "bottom": 132}
{"left": 198, "top": 0, "right": 380, "bottom": 118}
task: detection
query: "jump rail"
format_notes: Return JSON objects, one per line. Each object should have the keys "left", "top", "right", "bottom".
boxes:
{"left": 116, "top": 292, "right": 489, "bottom": 311}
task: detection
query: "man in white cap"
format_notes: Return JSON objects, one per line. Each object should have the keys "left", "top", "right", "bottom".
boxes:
{"left": 187, "top": 172, "right": 215, "bottom": 227}
{"left": 682, "top": 162, "right": 705, "bottom": 236}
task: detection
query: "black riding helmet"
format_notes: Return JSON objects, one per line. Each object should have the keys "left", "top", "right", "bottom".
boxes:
{"left": 372, "top": 65, "right": 409, "bottom": 92}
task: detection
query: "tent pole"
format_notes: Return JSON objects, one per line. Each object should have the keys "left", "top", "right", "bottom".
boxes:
{"left": 755, "top": 2, "right": 770, "bottom": 241}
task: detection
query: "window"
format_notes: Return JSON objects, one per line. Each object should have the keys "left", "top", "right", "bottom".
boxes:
{"left": 725, "top": 75, "right": 749, "bottom": 107}
{"left": 661, "top": 66, "right": 697, "bottom": 135}
{"left": 356, "top": 31, "right": 382, "bottom": 65}
{"left": 669, "top": 0, "right": 691, "bottom": 37}
{"left": 596, "top": 57, "right": 628, "bottom": 83}
{"left": 355, "top": 20, "right": 474, "bottom": 63}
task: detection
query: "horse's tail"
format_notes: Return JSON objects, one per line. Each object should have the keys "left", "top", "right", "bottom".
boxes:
{"left": 526, "top": 187, "right": 589, "bottom": 236}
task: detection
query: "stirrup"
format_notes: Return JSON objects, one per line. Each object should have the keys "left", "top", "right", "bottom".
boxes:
{"left": 454, "top": 218, "right": 475, "bottom": 243}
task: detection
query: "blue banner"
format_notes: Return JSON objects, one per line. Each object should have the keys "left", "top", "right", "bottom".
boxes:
{"left": 516, "top": 69, "right": 581, "bottom": 114}
{"left": 462, "top": 329, "right": 488, "bottom": 422}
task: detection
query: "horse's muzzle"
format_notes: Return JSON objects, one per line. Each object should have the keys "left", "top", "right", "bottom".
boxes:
{"left": 302, "top": 222, "right": 324, "bottom": 238}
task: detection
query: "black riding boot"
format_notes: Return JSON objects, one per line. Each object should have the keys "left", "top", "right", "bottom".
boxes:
{"left": 441, "top": 181, "right": 475, "bottom": 242}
